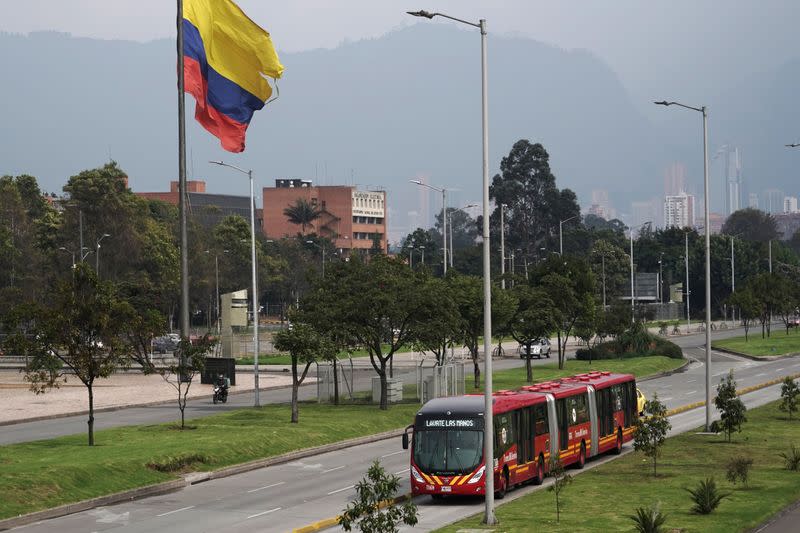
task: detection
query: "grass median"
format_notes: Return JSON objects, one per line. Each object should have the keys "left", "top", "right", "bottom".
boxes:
{"left": 713, "top": 328, "right": 800, "bottom": 357}
{"left": 0, "top": 355, "right": 682, "bottom": 521}
{"left": 0, "top": 402, "right": 419, "bottom": 520}
{"left": 436, "top": 400, "right": 800, "bottom": 533}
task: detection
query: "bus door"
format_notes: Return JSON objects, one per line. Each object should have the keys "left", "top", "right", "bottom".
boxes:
{"left": 556, "top": 398, "right": 569, "bottom": 452}
{"left": 515, "top": 407, "right": 533, "bottom": 465}
{"left": 586, "top": 385, "right": 598, "bottom": 456}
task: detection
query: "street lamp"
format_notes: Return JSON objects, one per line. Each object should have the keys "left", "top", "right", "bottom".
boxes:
{"left": 728, "top": 232, "right": 743, "bottom": 326}
{"left": 306, "top": 240, "right": 326, "bottom": 277}
{"left": 655, "top": 99, "right": 712, "bottom": 431}
{"left": 407, "top": 8, "right": 495, "bottom": 524}
{"left": 210, "top": 160, "right": 261, "bottom": 408}
{"left": 657, "top": 252, "right": 664, "bottom": 304}
{"left": 500, "top": 203, "right": 507, "bottom": 289}
{"left": 95, "top": 233, "right": 111, "bottom": 277}
{"left": 627, "top": 221, "right": 651, "bottom": 324}
{"left": 58, "top": 246, "right": 77, "bottom": 268}
{"left": 204, "top": 249, "right": 229, "bottom": 336}
{"left": 559, "top": 214, "right": 579, "bottom": 256}
{"left": 410, "top": 179, "right": 447, "bottom": 274}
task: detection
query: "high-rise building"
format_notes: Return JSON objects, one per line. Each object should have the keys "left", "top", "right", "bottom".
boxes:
{"left": 631, "top": 199, "right": 661, "bottom": 230}
{"left": 723, "top": 146, "right": 743, "bottom": 215}
{"left": 748, "top": 193, "right": 759, "bottom": 209}
{"left": 664, "top": 162, "right": 686, "bottom": 196}
{"left": 762, "top": 188, "right": 785, "bottom": 214}
{"left": 663, "top": 192, "right": 696, "bottom": 229}
{"left": 262, "top": 179, "right": 387, "bottom": 252}
{"left": 784, "top": 196, "right": 799, "bottom": 213}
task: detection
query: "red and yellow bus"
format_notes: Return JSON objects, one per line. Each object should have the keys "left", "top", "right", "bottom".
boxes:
{"left": 402, "top": 371, "right": 638, "bottom": 498}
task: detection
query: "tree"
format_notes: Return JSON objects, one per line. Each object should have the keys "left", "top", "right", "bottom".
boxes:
{"left": 780, "top": 377, "right": 800, "bottom": 420}
{"left": 722, "top": 208, "right": 778, "bottom": 243}
{"left": 300, "top": 256, "right": 432, "bottom": 409}
{"left": 159, "top": 335, "right": 214, "bottom": 429}
{"left": 339, "top": 460, "right": 418, "bottom": 533}
{"left": 283, "top": 198, "right": 322, "bottom": 234}
{"left": 727, "top": 288, "right": 760, "bottom": 341}
{"left": 748, "top": 274, "right": 783, "bottom": 338}
{"left": 489, "top": 140, "right": 580, "bottom": 269}
{"left": 715, "top": 370, "right": 747, "bottom": 442}
{"left": 536, "top": 255, "right": 596, "bottom": 370}
{"left": 548, "top": 451, "right": 572, "bottom": 523}
{"left": 274, "top": 322, "right": 337, "bottom": 422}
{"left": 450, "top": 274, "right": 516, "bottom": 388}
{"left": 633, "top": 393, "right": 672, "bottom": 476}
{"left": 8, "top": 265, "right": 132, "bottom": 445}
{"left": 505, "top": 284, "right": 554, "bottom": 382}
{"left": 410, "top": 277, "right": 461, "bottom": 366}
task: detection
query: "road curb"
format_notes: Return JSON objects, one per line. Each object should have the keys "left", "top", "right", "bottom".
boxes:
{"left": 710, "top": 345, "right": 799, "bottom": 362}
{"left": 0, "top": 479, "right": 186, "bottom": 531}
{"left": 291, "top": 493, "right": 414, "bottom": 533}
{"left": 637, "top": 357, "right": 694, "bottom": 383}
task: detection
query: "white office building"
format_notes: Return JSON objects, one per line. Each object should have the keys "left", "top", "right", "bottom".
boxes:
{"left": 784, "top": 196, "right": 799, "bottom": 213}
{"left": 663, "top": 192, "right": 696, "bottom": 229}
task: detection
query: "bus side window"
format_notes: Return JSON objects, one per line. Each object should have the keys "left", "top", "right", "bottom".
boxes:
{"left": 534, "top": 404, "right": 548, "bottom": 436}
{"left": 494, "top": 414, "right": 514, "bottom": 458}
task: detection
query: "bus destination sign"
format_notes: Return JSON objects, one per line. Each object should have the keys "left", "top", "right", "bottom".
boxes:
{"left": 418, "top": 417, "right": 482, "bottom": 430}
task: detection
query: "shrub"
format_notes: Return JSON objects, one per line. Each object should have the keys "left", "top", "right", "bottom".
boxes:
{"left": 715, "top": 370, "right": 747, "bottom": 442}
{"left": 146, "top": 453, "right": 209, "bottom": 472}
{"left": 628, "top": 502, "right": 668, "bottom": 533}
{"left": 725, "top": 456, "right": 754, "bottom": 487}
{"left": 780, "top": 444, "right": 800, "bottom": 471}
{"left": 575, "top": 334, "right": 682, "bottom": 361}
{"left": 686, "top": 477, "right": 728, "bottom": 514}
{"left": 779, "top": 377, "right": 800, "bottom": 420}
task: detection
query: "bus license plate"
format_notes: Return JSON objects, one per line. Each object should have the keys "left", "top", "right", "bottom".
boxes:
{"left": 440, "top": 486, "right": 451, "bottom": 493}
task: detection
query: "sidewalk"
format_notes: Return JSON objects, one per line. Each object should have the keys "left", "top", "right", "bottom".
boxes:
{"left": 0, "top": 371, "right": 295, "bottom": 425}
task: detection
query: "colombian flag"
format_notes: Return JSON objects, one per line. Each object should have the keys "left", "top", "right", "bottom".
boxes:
{"left": 182, "top": 0, "right": 284, "bottom": 152}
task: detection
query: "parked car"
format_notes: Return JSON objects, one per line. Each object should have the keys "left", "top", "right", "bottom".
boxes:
{"left": 153, "top": 335, "right": 179, "bottom": 354}
{"left": 519, "top": 338, "right": 551, "bottom": 359}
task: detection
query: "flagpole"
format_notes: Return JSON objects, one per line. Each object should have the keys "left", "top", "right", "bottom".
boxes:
{"left": 177, "top": 0, "right": 190, "bottom": 340}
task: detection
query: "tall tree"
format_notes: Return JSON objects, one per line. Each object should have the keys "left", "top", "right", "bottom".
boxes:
{"left": 8, "top": 265, "right": 132, "bottom": 445}
{"left": 505, "top": 285, "right": 555, "bottom": 382}
{"left": 489, "top": 140, "right": 580, "bottom": 268}
{"left": 722, "top": 208, "right": 778, "bottom": 242}
{"left": 283, "top": 198, "right": 322, "bottom": 234}
{"left": 411, "top": 277, "right": 461, "bottom": 365}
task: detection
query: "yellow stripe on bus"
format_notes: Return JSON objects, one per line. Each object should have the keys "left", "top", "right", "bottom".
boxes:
{"left": 450, "top": 476, "right": 461, "bottom": 486}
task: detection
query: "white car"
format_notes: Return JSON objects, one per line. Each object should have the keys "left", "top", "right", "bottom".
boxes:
{"left": 519, "top": 338, "right": 551, "bottom": 359}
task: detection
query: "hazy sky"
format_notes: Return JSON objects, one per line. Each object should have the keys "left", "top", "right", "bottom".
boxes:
{"left": 2, "top": 0, "right": 798, "bottom": 111}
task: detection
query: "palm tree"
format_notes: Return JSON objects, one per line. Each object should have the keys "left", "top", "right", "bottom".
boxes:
{"left": 283, "top": 198, "right": 322, "bottom": 234}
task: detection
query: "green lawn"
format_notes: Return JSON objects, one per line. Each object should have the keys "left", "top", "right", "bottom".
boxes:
{"left": 461, "top": 356, "right": 685, "bottom": 392}
{"left": 436, "top": 401, "right": 800, "bottom": 533}
{"left": 236, "top": 344, "right": 415, "bottom": 365}
{"left": 713, "top": 328, "right": 800, "bottom": 357}
{"left": 0, "top": 402, "right": 419, "bottom": 520}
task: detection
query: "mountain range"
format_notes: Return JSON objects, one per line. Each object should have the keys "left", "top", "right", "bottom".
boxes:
{"left": 1, "top": 25, "right": 797, "bottom": 240}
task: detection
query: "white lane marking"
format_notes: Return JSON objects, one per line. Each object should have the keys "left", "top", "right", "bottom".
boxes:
{"left": 686, "top": 390, "right": 697, "bottom": 395}
{"left": 775, "top": 368, "right": 785, "bottom": 373}
{"left": 381, "top": 450, "right": 406, "bottom": 458}
{"left": 660, "top": 397, "right": 673, "bottom": 402}
{"left": 327, "top": 485, "right": 355, "bottom": 495}
{"left": 156, "top": 506, "right": 194, "bottom": 517}
{"left": 756, "top": 373, "right": 767, "bottom": 377}
{"left": 687, "top": 379, "right": 697, "bottom": 383}
{"left": 322, "top": 465, "right": 345, "bottom": 474}
{"left": 713, "top": 371, "right": 727, "bottom": 377}
{"left": 247, "top": 508, "right": 281, "bottom": 519}
{"left": 394, "top": 468, "right": 410, "bottom": 476}
{"left": 793, "top": 363, "right": 800, "bottom": 368}
{"left": 247, "top": 481, "right": 285, "bottom": 493}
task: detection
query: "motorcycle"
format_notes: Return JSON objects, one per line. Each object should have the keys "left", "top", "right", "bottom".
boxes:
{"left": 213, "top": 384, "right": 228, "bottom": 404}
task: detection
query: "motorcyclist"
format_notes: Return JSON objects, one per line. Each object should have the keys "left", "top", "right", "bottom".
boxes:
{"left": 215, "top": 373, "right": 230, "bottom": 401}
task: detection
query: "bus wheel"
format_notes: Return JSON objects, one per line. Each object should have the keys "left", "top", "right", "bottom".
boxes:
{"left": 431, "top": 494, "right": 444, "bottom": 501}
{"left": 613, "top": 429, "right": 623, "bottom": 455}
{"left": 495, "top": 471, "right": 508, "bottom": 499}
{"left": 576, "top": 442, "right": 586, "bottom": 469}
{"left": 533, "top": 455, "right": 545, "bottom": 485}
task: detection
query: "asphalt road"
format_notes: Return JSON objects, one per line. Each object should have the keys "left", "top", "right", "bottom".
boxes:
{"left": 9, "top": 327, "right": 799, "bottom": 533}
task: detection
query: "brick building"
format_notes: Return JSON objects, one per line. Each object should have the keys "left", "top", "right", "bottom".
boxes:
{"left": 136, "top": 180, "right": 259, "bottom": 229}
{"left": 262, "top": 179, "right": 387, "bottom": 252}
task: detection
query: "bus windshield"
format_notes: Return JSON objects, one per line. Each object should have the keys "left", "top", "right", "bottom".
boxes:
{"left": 412, "top": 429, "right": 483, "bottom": 475}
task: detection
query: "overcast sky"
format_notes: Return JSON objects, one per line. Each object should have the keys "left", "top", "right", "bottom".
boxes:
{"left": 2, "top": 0, "right": 798, "bottom": 109}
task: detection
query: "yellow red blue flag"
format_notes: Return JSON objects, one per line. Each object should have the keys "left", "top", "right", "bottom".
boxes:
{"left": 182, "top": 0, "right": 284, "bottom": 152}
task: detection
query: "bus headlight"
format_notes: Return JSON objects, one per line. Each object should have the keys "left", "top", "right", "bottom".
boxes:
{"left": 466, "top": 466, "right": 485, "bottom": 484}
{"left": 411, "top": 466, "right": 425, "bottom": 483}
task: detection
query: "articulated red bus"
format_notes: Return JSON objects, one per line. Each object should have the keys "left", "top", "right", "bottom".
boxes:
{"left": 402, "top": 371, "right": 638, "bottom": 498}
